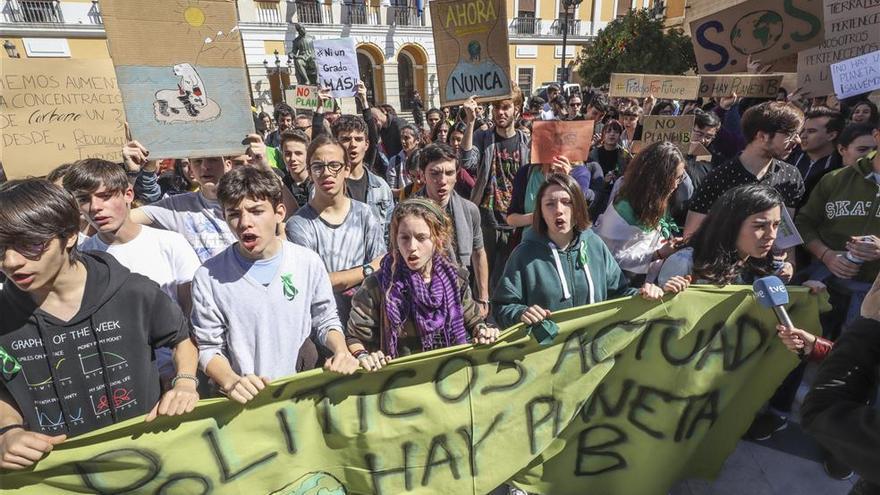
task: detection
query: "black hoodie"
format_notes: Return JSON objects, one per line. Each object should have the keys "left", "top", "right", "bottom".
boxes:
{"left": 0, "top": 252, "right": 189, "bottom": 437}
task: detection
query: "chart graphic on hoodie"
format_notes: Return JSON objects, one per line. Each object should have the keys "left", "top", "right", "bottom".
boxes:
{"left": 35, "top": 406, "right": 84, "bottom": 430}
{"left": 21, "top": 357, "right": 72, "bottom": 390}
{"left": 79, "top": 351, "right": 129, "bottom": 376}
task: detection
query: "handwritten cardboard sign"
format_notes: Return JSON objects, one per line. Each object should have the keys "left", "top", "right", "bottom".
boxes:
{"left": 831, "top": 50, "right": 880, "bottom": 99}
{"left": 529, "top": 120, "right": 594, "bottom": 164}
{"left": 430, "top": 0, "right": 512, "bottom": 105}
{"left": 101, "top": 0, "right": 254, "bottom": 160}
{"left": 313, "top": 38, "right": 359, "bottom": 98}
{"left": 289, "top": 85, "right": 319, "bottom": 110}
{"left": 797, "top": 0, "right": 880, "bottom": 96}
{"left": 689, "top": 0, "right": 824, "bottom": 75}
{"left": 775, "top": 206, "right": 804, "bottom": 250}
{"left": 609, "top": 74, "right": 701, "bottom": 100}
{"left": 698, "top": 74, "right": 784, "bottom": 98}
{"left": 641, "top": 115, "right": 695, "bottom": 155}
{"left": 0, "top": 58, "right": 126, "bottom": 179}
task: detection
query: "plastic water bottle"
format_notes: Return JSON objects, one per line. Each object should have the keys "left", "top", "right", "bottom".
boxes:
{"left": 846, "top": 236, "right": 870, "bottom": 265}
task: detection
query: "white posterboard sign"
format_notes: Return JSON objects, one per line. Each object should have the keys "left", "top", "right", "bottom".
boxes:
{"left": 313, "top": 38, "right": 358, "bottom": 98}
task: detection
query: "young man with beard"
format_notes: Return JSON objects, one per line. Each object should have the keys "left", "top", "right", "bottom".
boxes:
{"left": 418, "top": 143, "right": 490, "bottom": 317}
{"left": 285, "top": 136, "right": 386, "bottom": 327}
{"left": 684, "top": 102, "right": 806, "bottom": 237}
{"left": 265, "top": 103, "right": 295, "bottom": 148}
{"left": 62, "top": 159, "right": 201, "bottom": 382}
{"left": 460, "top": 87, "right": 530, "bottom": 287}
{"left": 0, "top": 180, "right": 199, "bottom": 469}
{"left": 192, "top": 166, "right": 358, "bottom": 404}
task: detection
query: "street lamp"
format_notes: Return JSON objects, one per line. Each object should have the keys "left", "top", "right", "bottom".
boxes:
{"left": 559, "top": 0, "right": 583, "bottom": 84}
{"left": 263, "top": 49, "right": 287, "bottom": 103}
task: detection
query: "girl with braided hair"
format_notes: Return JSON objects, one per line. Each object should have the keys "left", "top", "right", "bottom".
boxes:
{"left": 347, "top": 199, "right": 499, "bottom": 371}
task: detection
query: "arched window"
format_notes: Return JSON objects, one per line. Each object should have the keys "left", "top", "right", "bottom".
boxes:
{"left": 357, "top": 52, "right": 376, "bottom": 106}
{"left": 397, "top": 51, "right": 415, "bottom": 111}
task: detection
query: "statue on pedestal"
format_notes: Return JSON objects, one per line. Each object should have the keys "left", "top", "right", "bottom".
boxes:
{"left": 289, "top": 23, "right": 317, "bottom": 85}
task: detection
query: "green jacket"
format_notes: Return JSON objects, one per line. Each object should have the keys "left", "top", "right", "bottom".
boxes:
{"left": 795, "top": 151, "right": 880, "bottom": 283}
{"left": 492, "top": 228, "right": 637, "bottom": 328}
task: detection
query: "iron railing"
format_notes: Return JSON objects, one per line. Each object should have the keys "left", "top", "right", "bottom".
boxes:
{"left": 255, "top": 1, "right": 284, "bottom": 25}
{"left": 295, "top": 0, "right": 324, "bottom": 24}
{"left": 392, "top": 5, "right": 422, "bottom": 26}
{"left": 3, "top": 0, "right": 65, "bottom": 24}
{"left": 550, "top": 17, "right": 580, "bottom": 36}
{"left": 510, "top": 16, "right": 540, "bottom": 35}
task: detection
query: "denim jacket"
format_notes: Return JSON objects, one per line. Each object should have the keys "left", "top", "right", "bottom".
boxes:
{"left": 363, "top": 168, "right": 394, "bottom": 227}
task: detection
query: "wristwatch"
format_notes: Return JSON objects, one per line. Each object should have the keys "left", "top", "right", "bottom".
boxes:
{"left": 362, "top": 263, "right": 375, "bottom": 278}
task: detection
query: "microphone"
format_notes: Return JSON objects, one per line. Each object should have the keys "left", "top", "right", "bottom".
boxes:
{"left": 753, "top": 275, "right": 794, "bottom": 330}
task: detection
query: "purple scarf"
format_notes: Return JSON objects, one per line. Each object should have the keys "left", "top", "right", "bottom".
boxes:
{"left": 377, "top": 253, "right": 468, "bottom": 358}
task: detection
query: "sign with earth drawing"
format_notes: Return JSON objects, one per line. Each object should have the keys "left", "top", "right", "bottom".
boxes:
{"left": 430, "top": 0, "right": 512, "bottom": 105}
{"left": 689, "top": 0, "right": 825, "bottom": 75}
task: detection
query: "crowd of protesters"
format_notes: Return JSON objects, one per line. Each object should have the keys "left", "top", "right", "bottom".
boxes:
{"left": 1, "top": 73, "right": 880, "bottom": 494}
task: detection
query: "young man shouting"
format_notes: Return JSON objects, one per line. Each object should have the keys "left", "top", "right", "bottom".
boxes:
{"left": 192, "top": 166, "right": 358, "bottom": 404}
{"left": 0, "top": 180, "right": 199, "bottom": 469}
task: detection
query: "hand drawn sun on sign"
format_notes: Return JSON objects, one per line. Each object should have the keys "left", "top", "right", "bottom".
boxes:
{"left": 175, "top": 0, "right": 242, "bottom": 64}
{"left": 151, "top": 0, "right": 243, "bottom": 123}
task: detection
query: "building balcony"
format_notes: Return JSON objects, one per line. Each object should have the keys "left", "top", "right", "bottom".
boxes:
{"left": 2, "top": 0, "right": 65, "bottom": 24}
{"left": 343, "top": 3, "right": 379, "bottom": 25}
{"left": 509, "top": 16, "right": 540, "bottom": 35}
{"left": 293, "top": 0, "right": 332, "bottom": 24}
{"left": 550, "top": 17, "right": 580, "bottom": 36}
{"left": 392, "top": 5, "right": 422, "bottom": 27}
{"left": 254, "top": 0, "right": 284, "bottom": 25}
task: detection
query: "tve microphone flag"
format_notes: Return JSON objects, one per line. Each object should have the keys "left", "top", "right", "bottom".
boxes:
{"left": 753, "top": 275, "right": 794, "bottom": 329}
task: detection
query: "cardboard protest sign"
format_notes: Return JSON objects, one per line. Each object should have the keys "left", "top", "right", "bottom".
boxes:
{"left": 1, "top": 288, "right": 821, "bottom": 495}
{"left": 698, "top": 74, "right": 784, "bottom": 98}
{"left": 430, "top": 0, "right": 512, "bottom": 105}
{"left": 831, "top": 50, "right": 880, "bottom": 99}
{"left": 641, "top": 115, "right": 696, "bottom": 154}
{"left": 530, "top": 120, "right": 594, "bottom": 164}
{"left": 609, "top": 73, "right": 700, "bottom": 100}
{"left": 775, "top": 207, "right": 805, "bottom": 250}
{"left": 0, "top": 58, "right": 126, "bottom": 179}
{"left": 797, "top": 0, "right": 880, "bottom": 96}
{"left": 689, "top": 0, "right": 824, "bottom": 75}
{"left": 313, "top": 38, "right": 359, "bottom": 98}
{"left": 289, "top": 85, "right": 319, "bottom": 110}
{"left": 100, "top": 0, "right": 253, "bottom": 160}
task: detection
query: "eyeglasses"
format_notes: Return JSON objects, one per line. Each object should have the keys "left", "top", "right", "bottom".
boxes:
{"left": 692, "top": 128, "right": 717, "bottom": 143}
{"left": 570, "top": 102, "right": 582, "bottom": 107}
{"left": 674, "top": 174, "right": 686, "bottom": 186}
{"left": 778, "top": 130, "right": 801, "bottom": 145}
{"left": 0, "top": 240, "right": 52, "bottom": 261}
{"left": 309, "top": 161, "right": 345, "bottom": 176}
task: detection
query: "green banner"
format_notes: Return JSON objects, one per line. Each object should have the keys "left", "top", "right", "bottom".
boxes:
{"left": 2, "top": 287, "right": 822, "bottom": 495}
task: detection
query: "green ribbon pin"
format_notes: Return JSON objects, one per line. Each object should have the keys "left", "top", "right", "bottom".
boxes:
{"left": 0, "top": 346, "right": 22, "bottom": 379}
{"left": 578, "top": 240, "right": 588, "bottom": 267}
{"left": 281, "top": 273, "right": 298, "bottom": 301}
